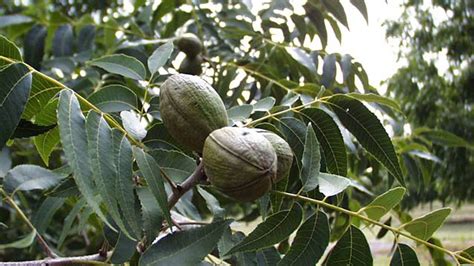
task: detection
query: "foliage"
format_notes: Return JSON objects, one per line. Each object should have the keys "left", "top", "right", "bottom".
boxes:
{"left": 0, "top": 0, "right": 472, "bottom": 264}
{"left": 385, "top": 0, "right": 474, "bottom": 205}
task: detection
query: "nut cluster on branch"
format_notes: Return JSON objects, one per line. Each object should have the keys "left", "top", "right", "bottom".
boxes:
{"left": 175, "top": 33, "right": 204, "bottom": 75}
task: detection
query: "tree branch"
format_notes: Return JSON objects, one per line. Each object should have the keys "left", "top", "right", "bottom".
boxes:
{"left": 1, "top": 252, "right": 112, "bottom": 265}
{"left": 167, "top": 161, "right": 206, "bottom": 209}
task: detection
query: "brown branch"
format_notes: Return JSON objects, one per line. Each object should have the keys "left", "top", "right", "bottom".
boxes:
{"left": 167, "top": 161, "right": 206, "bottom": 209}
{"left": 1, "top": 252, "right": 112, "bottom": 265}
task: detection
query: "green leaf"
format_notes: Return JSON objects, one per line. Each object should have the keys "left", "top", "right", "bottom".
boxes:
{"left": 253, "top": 97, "right": 276, "bottom": 112}
{"left": 22, "top": 73, "right": 61, "bottom": 121}
{"left": 91, "top": 54, "right": 146, "bottom": 80}
{"left": 88, "top": 84, "right": 139, "bottom": 113}
{"left": 57, "top": 89, "right": 113, "bottom": 229}
{"left": 285, "top": 47, "right": 317, "bottom": 72}
{"left": 350, "top": 0, "right": 368, "bottom": 23}
{"left": 318, "top": 173, "right": 350, "bottom": 196}
{"left": 390, "top": 244, "right": 420, "bottom": 266}
{"left": 362, "top": 187, "right": 406, "bottom": 221}
{"left": 137, "top": 188, "right": 163, "bottom": 241}
{"left": 52, "top": 24, "right": 74, "bottom": 57}
{"left": 121, "top": 111, "right": 147, "bottom": 141}
{"left": 279, "top": 211, "right": 329, "bottom": 265}
{"left": 148, "top": 41, "right": 173, "bottom": 74}
{"left": 111, "top": 231, "right": 137, "bottom": 264}
{"left": 139, "top": 220, "right": 232, "bottom": 266}
{"left": 402, "top": 208, "right": 451, "bottom": 241}
{"left": 133, "top": 147, "right": 173, "bottom": 231}
{"left": 327, "top": 95, "right": 405, "bottom": 186}
{"left": 278, "top": 117, "right": 307, "bottom": 167}
{"left": 86, "top": 111, "right": 131, "bottom": 238}
{"left": 458, "top": 246, "right": 474, "bottom": 264}
{"left": 305, "top": 4, "right": 327, "bottom": 48}
{"left": 24, "top": 25, "right": 47, "bottom": 70}
{"left": 257, "top": 247, "right": 281, "bottom": 265}
{"left": 0, "top": 15, "right": 32, "bottom": 29}
{"left": 321, "top": 0, "right": 349, "bottom": 28}
{"left": 300, "top": 108, "right": 347, "bottom": 176}
{"left": 32, "top": 197, "right": 65, "bottom": 234}
{"left": 34, "top": 127, "right": 60, "bottom": 166}
{"left": 0, "top": 147, "right": 12, "bottom": 177}
{"left": 0, "top": 230, "right": 36, "bottom": 249}
{"left": 4, "top": 164, "right": 66, "bottom": 194}
{"left": 346, "top": 93, "right": 402, "bottom": 113}
{"left": 12, "top": 119, "right": 55, "bottom": 138}
{"left": 228, "top": 203, "right": 303, "bottom": 254}
{"left": 149, "top": 148, "right": 196, "bottom": 182}
{"left": 227, "top": 104, "right": 253, "bottom": 123}
{"left": 112, "top": 129, "right": 142, "bottom": 239}
{"left": 58, "top": 198, "right": 86, "bottom": 248}
{"left": 0, "top": 63, "right": 32, "bottom": 150}
{"left": 324, "top": 225, "right": 373, "bottom": 266}
{"left": 0, "top": 34, "right": 22, "bottom": 61}
{"left": 300, "top": 124, "right": 321, "bottom": 192}
{"left": 415, "top": 128, "right": 473, "bottom": 148}
{"left": 321, "top": 54, "right": 336, "bottom": 88}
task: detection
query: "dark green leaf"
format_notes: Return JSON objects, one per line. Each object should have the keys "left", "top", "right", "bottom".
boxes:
{"left": 0, "top": 230, "right": 36, "bottom": 249}
{"left": 111, "top": 231, "right": 137, "bottom": 264}
{"left": 58, "top": 198, "right": 86, "bottom": 247}
{"left": 121, "top": 111, "right": 147, "bottom": 141}
{"left": 133, "top": 147, "right": 172, "bottom": 230}
{"left": 327, "top": 95, "right": 404, "bottom": 186}
{"left": 12, "top": 119, "right": 55, "bottom": 138}
{"left": 77, "top": 25, "right": 96, "bottom": 52}
{"left": 137, "top": 188, "right": 163, "bottom": 241}
{"left": 91, "top": 54, "right": 147, "bottom": 80}
{"left": 321, "top": 0, "right": 349, "bottom": 28}
{"left": 52, "top": 24, "right": 74, "bottom": 57}
{"left": 139, "top": 220, "right": 232, "bottom": 266}
{"left": 88, "top": 84, "right": 139, "bottom": 113}
{"left": 390, "top": 244, "right": 420, "bottom": 266}
{"left": 301, "top": 124, "right": 321, "bottom": 192}
{"left": 34, "top": 127, "right": 60, "bottom": 166}
{"left": 57, "top": 89, "right": 113, "bottom": 229}
{"left": 148, "top": 41, "right": 173, "bottom": 74}
{"left": 0, "top": 63, "right": 32, "bottom": 150}
{"left": 279, "top": 211, "right": 329, "bottom": 265}
{"left": 458, "top": 246, "right": 474, "bottom": 264}
{"left": 362, "top": 187, "right": 405, "bottom": 221}
{"left": 305, "top": 4, "right": 327, "bottom": 48}
{"left": 415, "top": 128, "right": 472, "bottom": 148}
{"left": 149, "top": 149, "right": 196, "bottom": 182}
{"left": 346, "top": 93, "right": 402, "bottom": 113}
{"left": 403, "top": 208, "right": 451, "bottom": 241}
{"left": 324, "top": 225, "right": 373, "bottom": 266}
{"left": 4, "top": 164, "right": 65, "bottom": 193}
{"left": 285, "top": 47, "right": 317, "bottom": 72}
{"left": 321, "top": 54, "right": 336, "bottom": 88}
{"left": 300, "top": 108, "right": 347, "bottom": 176}
{"left": 257, "top": 247, "right": 281, "bottom": 265}
{"left": 350, "top": 0, "right": 368, "bottom": 23}
{"left": 228, "top": 203, "right": 303, "bottom": 254}
{"left": 32, "top": 197, "right": 65, "bottom": 234}
{"left": 0, "top": 34, "right": 22, "bottom": 61}
{"left": 318, "top": 173, "right": 350, "bottom": 196}
{"left": 24, "top": 25, "right": 47, "bottom": 70}
{"left": 278, "top": 117, "right": 307, "bottom": 167}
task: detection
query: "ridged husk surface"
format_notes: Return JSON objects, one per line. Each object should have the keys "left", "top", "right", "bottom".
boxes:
{"left": 178, "top": 55, "right": 203, "bottom": 75}
{"left": 203, "top": 127, "right": 277, "bottom": 202}
{"left": 175, "top": 33, "right": 202, "bottom": 58}
{"left": 256, "top": 129, "right": 293, "bottom": 183}
{"left": 159, "top": 74, "right": 228, "bottom": 152}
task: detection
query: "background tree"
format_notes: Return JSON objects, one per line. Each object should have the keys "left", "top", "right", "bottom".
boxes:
{"left": 385, "top": 0, "right": 474, "bottom": 206}
{"left": 0, "top": 0, "right": 473, "bottom": 264}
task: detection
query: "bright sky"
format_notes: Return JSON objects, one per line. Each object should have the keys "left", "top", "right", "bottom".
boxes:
{"left": 326, "top": 1, "right": 403, "bottom": 90}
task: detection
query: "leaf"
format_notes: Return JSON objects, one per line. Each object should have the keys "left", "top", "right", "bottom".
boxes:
{"left": 285, "top": 47, "right": 317, "bottom": 72}
{"left": 257, "top": 247, "right": 281, "bottom": 265}
{"left": 11, "top": 119, "right": 55, "bottom": 138}
{"left": 88, "top": 84, "right": 139, "bottom": 113}
{"left": 0, "top": 63, "right": 32, "bottom": 150}
{"left": 35, "top": 98, "right": 59, "bottom": 126}
{"left": 402, "top": 208, "right": 451, "bottom": 241}
{"left": 278, "top": 117, "right": 307, "bottom": 167}
{"left": 415, "top": 128, "right": 472, "bottom": 148}
{"left": 253, "top": 97, "right": 276, "bottom": 112}
{"left": 90, "top": 54, "right": 147, "bottom": 80}
{"left": 34, "top": 127, "right": 60, "bottom": 166}
{"left": 300, "top": 108, "right": 347, "bottom": 176}
{"left": 137, "top": 188, "right": 163, "bottom": 241}
{"left": 362, "top": 187, "right": 406, "bottom": 221}
{"left": 86, "top": 111, "right": 131, "bottom": 238}
{"left": 111, "top": 231, "right": 137, "bottom": 264}
{"left": 390, "top": 244, "right": 420, "bottom": 266}
{"left": 227, "top": 104, "right": 253, "bottom": 123}
{"left": 458, "top": 246, "right": 474, "bottom": 264}
{"left": 149, "top": 149, "right": 196, "bottom": 182}
{"left": 22, "top": 73, "right": 61, "bottom": 120}
{"left": 58, "top": 198, "right": 86, "bottom": 247}
{"left": 4, "top": 164, "right": 66, "bottom": 194}
{"left": 321, "top": 0, "right": 349, "bottom": 29}
{"left": 346, "top": 93, "right": 402, "bottom": 113}
{"left": 77, "top": 25, "right": 96, "bottom": 52}
{"left": 121, "top": 111, "right": 147, "bottom": 141}
{"left": 111, "top": 129, "right": 142, "bottom": 239}
{"left": 0, "top": 230, "right": 36, "bottom": 249}
{"left": 0, "top": 34, "right": 22, "bottom": 61}
{"left": 148, "top": 41, "right": 173, "bottom": 74}
{"left": 321, "top": 54, "right": 336, "bottom": 89}
{"left": 0, "top": 15, "right": 32, "bottom": 29}
{"left": 350, "top": 0, "right": 369, "bottom": 23}
{"left": 0, "top": 147, "right": 12, "bottom": 177}
{"left": 278, "top": 211, "right": 329, "bottom": 265}
{"left": 324, "top": 225, "right": 373, "bottom": 266}
{"left": 57, "top": 89, "right": 113, "bottom": 229}
{"left": 139, "top": 220, "right": 232, "bottom": 266}
{"left": 133, "top": 147, "right": 173, "bottom": 230}
{"left": 52, "top": 24, "right": 74, "bottom": 57}
{"left": 305, "top": 4, "right": 327, "bottom": 48}
{"left": 228, "top": 203, "right": 303, "bottom": 254}
{"left": 300, "top": 124, "right": 321, "bottom": 192}
{"left": 327, "top": 95, "right": 405, "bottom": 186}
{"left": 24, "top": 25, "right": 47, "bottom": 70}
{"left": 318, "top": 173, "right": 350, "bottom": 196}
{"left": 32, "top": 197, "right": 65, "bottom": 234}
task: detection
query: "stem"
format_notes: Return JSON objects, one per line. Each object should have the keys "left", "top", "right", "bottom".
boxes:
{"left": 0, "top": 188, "right": 56, "bottom": 258}
{"left": 0, "top": 251, "right": 112, "bottom": 265}
{"left": 275, "top": 191, "right": 474, "bottom": 264}
{"left": 167, "top": 161, "right": 206, "bottom": 209}
{"left": 0, "top": 55, "right": 142, "bottom": 147}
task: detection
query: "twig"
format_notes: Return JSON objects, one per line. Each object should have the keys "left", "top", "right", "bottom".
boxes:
{"left": 167, "top": 161, "right": 206, "bottom": 209}
{"left": 0, "top": 251, "right": 112, "bottom": 265}
{"left": 0, "top": 188, "right": 57, "bottom": 258}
